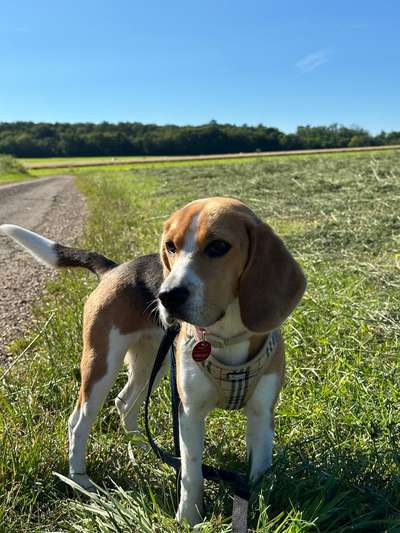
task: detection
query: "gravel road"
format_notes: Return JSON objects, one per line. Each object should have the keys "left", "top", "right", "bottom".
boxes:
{"left": 0, "top": 175, "right": 86, "bottom": 362}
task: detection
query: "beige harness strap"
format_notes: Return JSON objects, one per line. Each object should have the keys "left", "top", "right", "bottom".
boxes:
{"left": 191, "top": 330, "right": 281, "bottom": 410}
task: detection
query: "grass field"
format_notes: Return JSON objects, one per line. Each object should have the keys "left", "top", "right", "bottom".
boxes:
{"left": 19, "top": 145, "right": 400, "bottom": 171}
{"left": 1, "top": 151, "right": 399, "bottom": 531}
{"left": 21, "top": 155, "right": 152, "bottom": 165}
{"left": 0, "top": 155, "right": 32, "bottom": 185}
{"left": 25, "top": 147, "right": 400, "bottom": 179}
{"left": 0, "top": 173, "right": 32, "bottom": 185}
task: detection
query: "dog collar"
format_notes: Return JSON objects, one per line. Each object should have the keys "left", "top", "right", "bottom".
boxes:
{"left": 194, "top": 326, "right": 251, "bottom": 348}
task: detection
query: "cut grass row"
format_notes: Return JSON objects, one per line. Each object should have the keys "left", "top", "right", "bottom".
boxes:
{"left": 27, "top": 147, "right": 400, "bottom": 179}
{"left": 21, "top": 155, "right": 154, "bottom": 166}
{"left": 2, "top": 147, "right": 399, "bottom": 183}
{"left": 20, "top": 145, "right": 400, "bottom": 170}
{"left": 0, "top": 151, "right": 399, "bottom": 531}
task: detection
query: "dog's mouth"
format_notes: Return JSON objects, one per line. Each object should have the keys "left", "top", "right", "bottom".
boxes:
{"left": 160, "top": 303, "right": 225, "bottom": 329}
{"left": 163, "top": 313, "right": 179, "bottom": 327}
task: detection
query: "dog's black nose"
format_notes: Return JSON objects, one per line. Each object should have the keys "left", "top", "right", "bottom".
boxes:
{"left": 159, "top": 286, "right": 189, "bottom": 311}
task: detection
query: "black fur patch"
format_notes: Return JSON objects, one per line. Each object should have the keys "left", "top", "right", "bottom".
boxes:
{"left": 116, "top": 253, "right": 164, "bottom": 323}
{"left": 54, "top": 245, "right": 164, "bottom": 323}
{"left": 54, "top": 243, "right": 118, "bottom": 278}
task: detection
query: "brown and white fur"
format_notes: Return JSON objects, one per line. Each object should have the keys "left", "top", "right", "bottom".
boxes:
{"left": 1, "top": 197, "right": 306, "bottom": 527}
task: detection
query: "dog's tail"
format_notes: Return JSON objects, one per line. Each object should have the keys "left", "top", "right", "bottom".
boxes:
{"left": 0, "top": 224, "right": 118, "bottom": 279}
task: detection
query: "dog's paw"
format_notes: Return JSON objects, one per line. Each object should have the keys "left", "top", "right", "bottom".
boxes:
{"left": 122, "top": 418, "right": 140, "bottom": 434}
{"left": 69, "top": 472, "right": 97, "bottom": 492}
{"left": 176, "top": 502, "right": 204, "bottom": 528}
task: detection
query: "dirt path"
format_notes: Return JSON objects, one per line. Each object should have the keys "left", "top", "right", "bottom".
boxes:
{"left": 0, "top": 175, "right": 86, "bottom": 362}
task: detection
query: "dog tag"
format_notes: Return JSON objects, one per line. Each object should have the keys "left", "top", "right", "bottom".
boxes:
{"left": 192, "top": 340, "right": 211, "bottom": 362}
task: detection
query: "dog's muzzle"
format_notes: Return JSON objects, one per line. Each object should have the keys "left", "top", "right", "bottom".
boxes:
{"left": 158, "top": 286, "right": 189, "bottom": 315}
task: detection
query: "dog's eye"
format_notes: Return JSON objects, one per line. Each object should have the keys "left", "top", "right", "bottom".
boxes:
{"left": 205, "top": 240, "right": 231, "bottom": 258}
{"left": 165, "top": 240, "right": 177, "bottom": 254}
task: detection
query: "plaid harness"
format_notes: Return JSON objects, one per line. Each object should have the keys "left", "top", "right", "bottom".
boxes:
{"left": 190, "top": 329, "right": 281, "bottom": 410}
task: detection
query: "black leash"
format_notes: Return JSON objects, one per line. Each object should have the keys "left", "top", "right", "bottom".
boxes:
{"left": 144, "top": 326, "right": 251, "bottom": 531}
{"left": 169, "top": 333, "right": 181, "bottom": 502}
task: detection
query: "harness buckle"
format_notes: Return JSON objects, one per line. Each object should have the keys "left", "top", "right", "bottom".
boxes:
{"left": 227, "top": 371, "right": 247, "bottom": 381}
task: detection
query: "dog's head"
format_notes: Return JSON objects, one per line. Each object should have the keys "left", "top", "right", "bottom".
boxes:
{"left": 158, "top": 197, "right": 306, "bottom": 333}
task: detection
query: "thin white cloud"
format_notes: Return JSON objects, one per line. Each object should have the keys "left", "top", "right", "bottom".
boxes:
{"left": 296, "top": 49, "right": 330, "bottom": 73}
{"left": 0, "top": 26, "right": 31, "bottom": 35}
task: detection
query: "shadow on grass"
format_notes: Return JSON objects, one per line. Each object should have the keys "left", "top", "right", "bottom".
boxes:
{"left": 256, "top": 442, "right": 400, "bottom": 531}
{"left": 51, "top": 434, "right": 400, "bottom": 532}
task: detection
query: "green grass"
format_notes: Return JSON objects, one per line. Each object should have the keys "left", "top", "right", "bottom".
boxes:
{"left": 19, "top": 147, "right": 400, "bottom": 167}
{"left": 0, "top": 155, "right": 33, "bottom": 184}
{"left": 0, "top": 173, "right": 32, "bottom": 184}
{"left": 1, "top": 151, "right": 399, "bottom": 531}
{"left": 27, "top": 147, "right": 400, "bottom": 178}
{"left": 21, "top": 155, "right": 154, "bottom": 165}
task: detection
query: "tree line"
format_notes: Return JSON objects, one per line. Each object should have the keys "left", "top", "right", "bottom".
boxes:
{"left": 0, "top": 121, "right": 399, "bottom": 158}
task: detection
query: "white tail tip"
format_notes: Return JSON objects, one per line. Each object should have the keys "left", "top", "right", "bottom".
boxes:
{"left": 0, "top": 224, "right": 58, "bottom": 267}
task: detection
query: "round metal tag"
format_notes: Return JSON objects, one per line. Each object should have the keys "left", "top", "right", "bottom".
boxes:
{"left": 192, "top": 341, "right": 211, "bottom": 362}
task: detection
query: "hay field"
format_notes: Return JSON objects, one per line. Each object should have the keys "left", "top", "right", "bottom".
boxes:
{"left": 1, "top": 150, "right": 399, "bottom": 531}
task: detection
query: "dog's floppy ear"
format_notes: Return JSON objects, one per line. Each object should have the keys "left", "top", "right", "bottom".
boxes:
{"left": 239, "top": 220, "right": 306, "bottom": 333}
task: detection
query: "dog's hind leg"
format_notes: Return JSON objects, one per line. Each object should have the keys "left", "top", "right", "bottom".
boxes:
{"left": 115, "top": 330, "right": 166, "bottom": 435}
{"left": 68, "top": 327, "right": 134, "bottom": 490}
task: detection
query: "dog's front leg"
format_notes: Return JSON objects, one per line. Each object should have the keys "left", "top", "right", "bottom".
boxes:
{"left": 245, "top": 373, "right": 279, "bottom": 482}
{"left": 176, "top": 404, "right": 207, "bottom": 527}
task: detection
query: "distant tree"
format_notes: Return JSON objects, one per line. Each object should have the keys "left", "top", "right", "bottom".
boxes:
{"left": 348, "top": 134, "right": 372, "bottom": 147}
{"left": 0, "top": 121, "right": 396, "bottom": 158}
{"left": 386, "top": 131, "right": 400, "bottom": 145}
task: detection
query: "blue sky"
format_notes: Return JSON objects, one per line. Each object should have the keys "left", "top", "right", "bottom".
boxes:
{"left": 1, "top": 0, "right": 399, "bottom": 133}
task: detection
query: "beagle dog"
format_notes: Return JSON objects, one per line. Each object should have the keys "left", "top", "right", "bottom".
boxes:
{"left": 1, "top": 197, "right": 306, "bottom": 527}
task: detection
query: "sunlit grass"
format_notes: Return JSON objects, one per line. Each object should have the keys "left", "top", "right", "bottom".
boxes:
{"left": 26, "top": 147, "right": 400, "bottom": 176}
{"left": 0, "top": 173, "right": 33, "bottom": 184}
{"left": 0, "top": 155, "right": 34, "bottom": 184}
